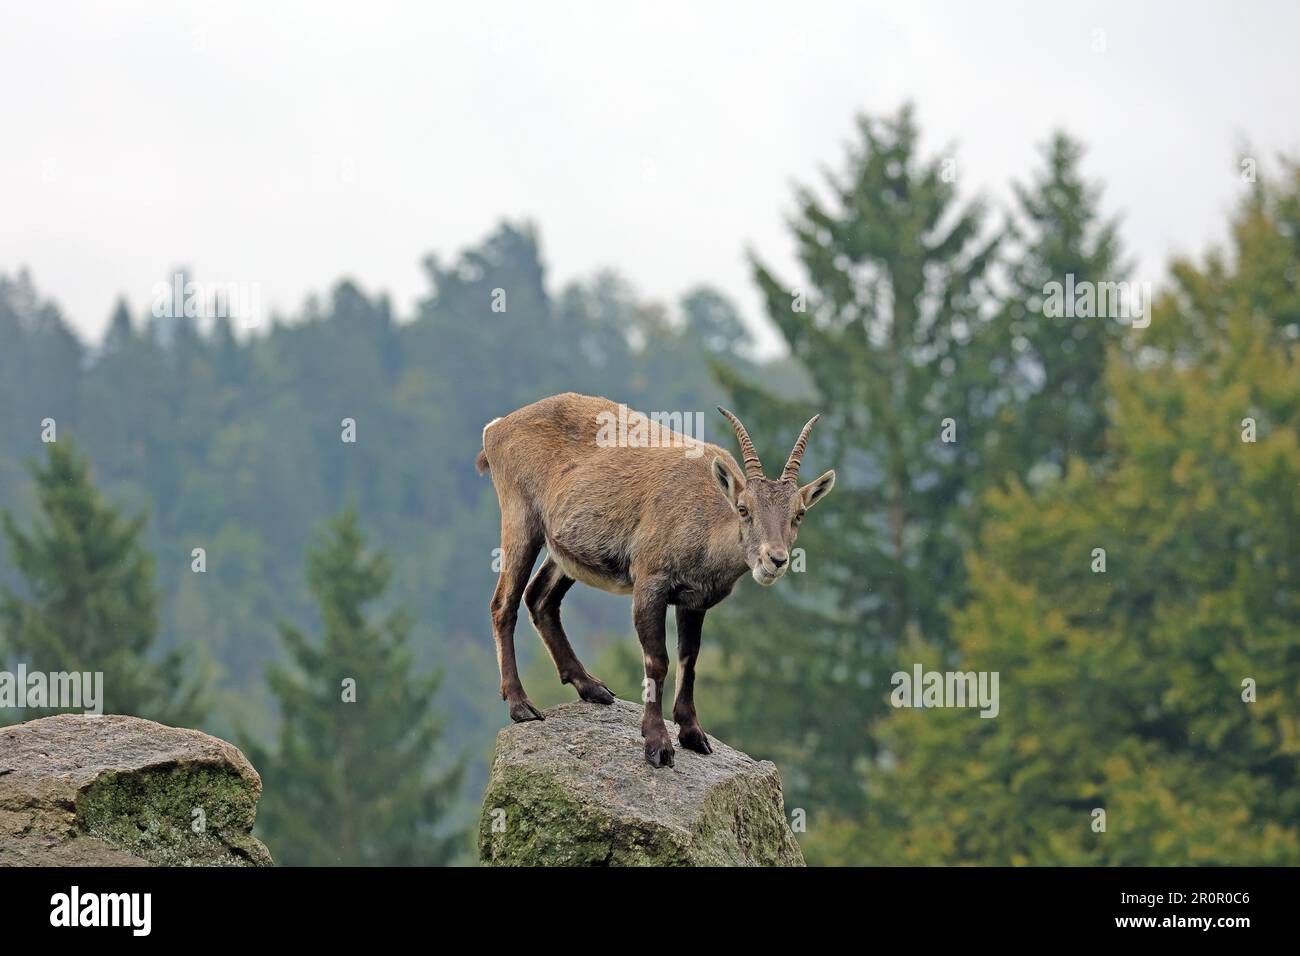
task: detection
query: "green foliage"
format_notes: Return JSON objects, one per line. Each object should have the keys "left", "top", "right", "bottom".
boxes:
{"left": 984, "top": 132, "right": 1128, "bottom": 479}
{"left": 858, "top": 164, "right": 1300, "bottom": 866}
{"left": 245, "top": 508, "right": 464, "bottom": 866}
{"left": 707, "top": 105, "right": 1002, "bottom": 817}
{"left": 0, "top": 438, "right": 207, "bottom": 725}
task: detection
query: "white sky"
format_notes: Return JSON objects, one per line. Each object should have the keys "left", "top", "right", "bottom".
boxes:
{"left": 3, "top": 1, "right": 1298, "bottom": 353}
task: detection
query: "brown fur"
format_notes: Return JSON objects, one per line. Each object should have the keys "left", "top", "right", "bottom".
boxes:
{"left": 478, "top": 392, "right": 835, "bottom": 766}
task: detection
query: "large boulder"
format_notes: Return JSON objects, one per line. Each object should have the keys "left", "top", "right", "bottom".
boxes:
{"left": 0, "top": 714, "right": 272, "bottom": 866}
{"left": 479, "top": 699, "right": 804, "bottom": 866}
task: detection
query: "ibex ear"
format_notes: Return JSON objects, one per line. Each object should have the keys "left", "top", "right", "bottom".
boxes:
{"left": 711, "top": 456, "right": 743, "bottom": 509}
{"left": 799, "top": 469, "right": 835, "bottom": 509}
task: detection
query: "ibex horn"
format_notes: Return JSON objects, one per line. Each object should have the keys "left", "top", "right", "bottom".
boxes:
{"left": 717, "top": 407, "right": 765, "bottom": 480}
{"left": 781, "top": 415, "right": 820, "bottom": 483}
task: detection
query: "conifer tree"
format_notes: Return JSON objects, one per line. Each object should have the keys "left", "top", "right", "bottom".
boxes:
{"left": 246, "top": 508, "right": 463, "bottom": 866}
{"left": 0, "top": 438, "right": 205, "bottom": 724}
{"left": 985, "top": 132, "right": 1128, "bottom": 479}
{"left": 707, "top": 106, "right": 1000, "bottom": 818}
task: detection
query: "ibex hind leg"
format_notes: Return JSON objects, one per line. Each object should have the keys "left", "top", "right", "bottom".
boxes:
{"left": 491, "top": 509, "right": 544, "bottom": 722}
{"left": 525, "top": 556, "right": 615, "bottom": 705}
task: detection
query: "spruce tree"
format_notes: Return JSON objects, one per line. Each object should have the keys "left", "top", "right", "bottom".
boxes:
{"left": 707, "top": 105, "right": 1000, "bottom": 819}
{"left": 986, "top": 132, "right": 1128, "bottom": 479}
{"left": 0, "top": 438, "right": 205, "bottom": 724}
{"left": 246, "top": 508, "right": 463, "bottom": 866}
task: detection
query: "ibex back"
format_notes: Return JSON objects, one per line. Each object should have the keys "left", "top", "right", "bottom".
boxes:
{"left": 477, "top": 392, "right": 835, "bottom": 767}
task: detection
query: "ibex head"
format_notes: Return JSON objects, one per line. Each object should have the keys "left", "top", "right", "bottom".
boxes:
{"left": 713, "top": 407, "right": 836, "bottom": 586}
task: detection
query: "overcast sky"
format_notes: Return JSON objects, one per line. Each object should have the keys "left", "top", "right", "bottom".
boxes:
{"left": 3, "top": 1, "right": 1298, "bottom": 351}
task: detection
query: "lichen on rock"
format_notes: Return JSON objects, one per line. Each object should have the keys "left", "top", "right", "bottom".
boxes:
{"left": 479, "top": 699, "right": 805, "bottom": 866}
{"left": 0, "top": 713, "right": 272, "bottom": 866}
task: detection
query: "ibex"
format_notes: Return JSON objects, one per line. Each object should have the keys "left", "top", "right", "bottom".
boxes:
{"left": 476, "top": 392, "right": 834, "bottom": 767}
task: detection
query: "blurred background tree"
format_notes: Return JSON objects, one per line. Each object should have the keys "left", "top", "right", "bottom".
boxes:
{"left": 982, "top": 132, "right": 1129, "bottom": 482}
{"left": 244, "top": 508, "right": 464, "bottom": 866}
{"left": 0, "top": 438, "right": 208, "bottom": 725}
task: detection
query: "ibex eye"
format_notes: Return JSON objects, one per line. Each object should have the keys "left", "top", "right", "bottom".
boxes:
{"left": 737, "top": 506, "right": 749, "bottom": 518}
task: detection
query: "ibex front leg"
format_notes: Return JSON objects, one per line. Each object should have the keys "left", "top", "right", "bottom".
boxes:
{"left": 633, "top": 579, "right": 673, "bottom": 768}
{"left": 673, "top": 606, "right": 712, "bottom": 754}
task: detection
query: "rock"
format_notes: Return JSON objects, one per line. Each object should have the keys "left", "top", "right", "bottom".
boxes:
{"left": 0, "top": 714, "right": 273, "bottom": 866}
{"left": 478, "top": 699, "right": 804, "bottom": 866}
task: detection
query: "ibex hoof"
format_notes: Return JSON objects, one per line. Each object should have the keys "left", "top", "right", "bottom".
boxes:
{"left": 678, "top": 725, "right": 713, "bottom": 755}
{"left": 575, "top": 677, "right": 615, "bottom": 705}
{"left": 507, "top": 697, "right": 544, "bottom": 722}
{"left": 644, "top": 738, "right": 675, "bottom": 768}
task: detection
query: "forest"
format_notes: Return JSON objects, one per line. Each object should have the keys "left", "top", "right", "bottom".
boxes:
{"left": 2, "top": 106, "right": 1296, "bottom": 865}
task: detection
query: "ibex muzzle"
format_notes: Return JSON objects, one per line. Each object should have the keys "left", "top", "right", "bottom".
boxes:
{"left": 477, "top": 393, "right": 835, "bottom": 768}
